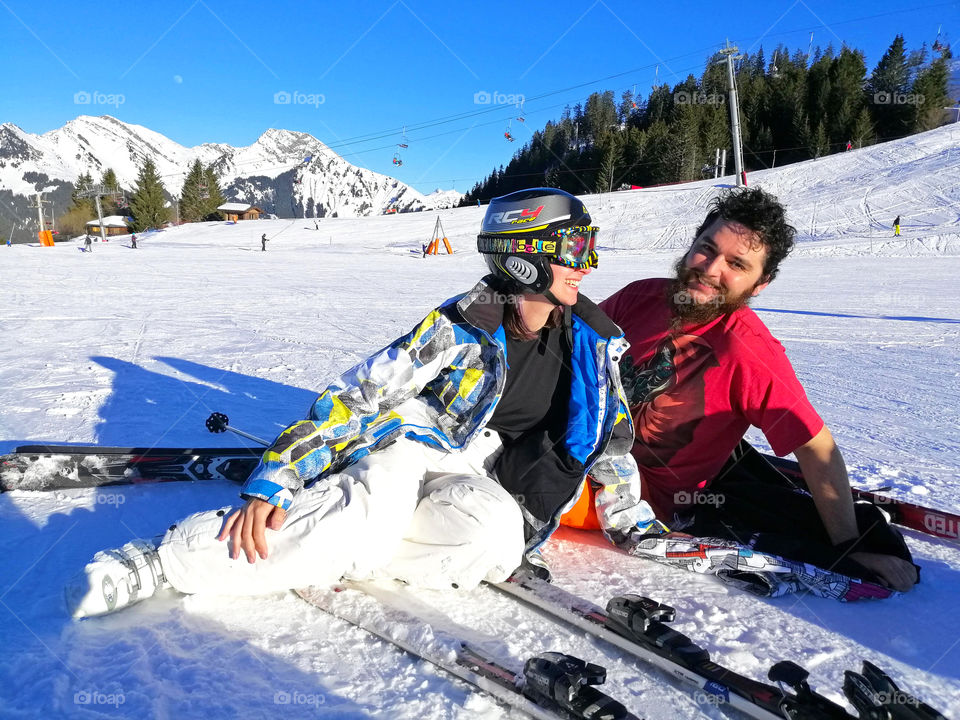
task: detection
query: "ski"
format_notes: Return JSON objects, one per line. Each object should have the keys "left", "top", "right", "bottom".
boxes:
{"left": 0, "top": 445, "right": 261, "bottom": 492}
{"left": 491, "top": 574, "right": 946, "bottom": 720}
{"left": 296, "top": 581, "right": 641, "bottom": 720}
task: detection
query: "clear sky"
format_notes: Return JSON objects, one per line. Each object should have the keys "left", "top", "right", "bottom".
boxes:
{"left": 1, "top": 0, "right": 956, "bottom": 194}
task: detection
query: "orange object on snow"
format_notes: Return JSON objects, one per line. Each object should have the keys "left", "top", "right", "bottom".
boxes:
{"left": 559, "top": 479, "right": 602, "bottom": 530}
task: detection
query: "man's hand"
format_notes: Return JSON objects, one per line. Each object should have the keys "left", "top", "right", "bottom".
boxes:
{"left": 217, "top": 498, "right": 287, "bottom": 563}
{"left": 849, "top": 551, "right": 918, "bottom": 592}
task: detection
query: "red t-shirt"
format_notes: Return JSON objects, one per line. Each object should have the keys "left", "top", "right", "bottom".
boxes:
{"left": 600, "top": 278, "right": 824, "bottom": 519}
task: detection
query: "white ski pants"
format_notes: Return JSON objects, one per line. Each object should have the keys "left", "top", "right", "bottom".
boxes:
{"left": 157, "top": 431, "right": 525, "bottom": 595}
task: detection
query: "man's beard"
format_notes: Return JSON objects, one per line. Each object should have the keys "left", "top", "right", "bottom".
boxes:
{"left": 667, "top": 255, "right": 757, "bottom": 327}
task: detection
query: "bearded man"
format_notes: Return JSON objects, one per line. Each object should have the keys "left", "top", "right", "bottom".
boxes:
{"left": 599, "top": 187, "right": 918, "bottom": 592}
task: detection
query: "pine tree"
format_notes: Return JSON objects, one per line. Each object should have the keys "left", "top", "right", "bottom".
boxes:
{"left": 100, "top": 168, "right": 120, "bottom": 215}
{"left": 595, "top": 136, "right": 622, "bottom": 193}
{"left": 129, "top": 158, "right": 170, "bottom": 232}
{"left": 850, "top": 107, "right": 875, "bottom": 148}
{"left": 868, "top": 35, "right": 913, "bottom": 140}
{"left": 810, "top": 121, "right": 829, "bottom": 158}
{"left": 910, "top": 55, "right": 950, "bottom": 131}
{"left": 827, "top": 48, "right": 867, "bottom": 145}
{"left": 70, "top": 173, "right": 94, "bottom": 213}
{"left": 60, "top": 173, "right": 96, "bottom": 237}
{"left": 203, "top": 166, "right": 226, "bottom": 220}
{"left": 179, "top": 160, "right": 208, "bottom": 223}
{"left": 101, "top": 168, "right": 119, "bottom": 192}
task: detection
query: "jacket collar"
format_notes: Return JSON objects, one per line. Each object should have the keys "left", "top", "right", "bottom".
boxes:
{"left": 456, "top": 276, "right": 623, "bottom": 340}
{"left": 455, "top": 277, "right": 506, "bottom": 334}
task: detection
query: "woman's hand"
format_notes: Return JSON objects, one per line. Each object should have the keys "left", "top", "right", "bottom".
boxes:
{"left": 217, "top": 498, "right": 288, "bottom": 563}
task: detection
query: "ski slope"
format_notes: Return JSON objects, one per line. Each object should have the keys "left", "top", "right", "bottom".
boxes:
{"left": 1, "top": 123, "right": 958, "bottom": 719}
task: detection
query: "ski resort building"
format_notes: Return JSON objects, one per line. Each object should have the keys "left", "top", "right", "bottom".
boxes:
{"left": 85, "top": 215, "right": 131, "bottom": 236}
{"left": 217, "top": 202, "right": 263, "bottom": 221}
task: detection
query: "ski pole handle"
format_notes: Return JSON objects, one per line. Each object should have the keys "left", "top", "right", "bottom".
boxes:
{"left": 205, "top": 412, "right": 270, "bottom": 447}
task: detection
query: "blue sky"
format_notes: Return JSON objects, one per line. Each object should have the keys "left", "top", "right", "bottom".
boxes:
{"left": 1, "top": 0, "right": 956, "bottom": 194}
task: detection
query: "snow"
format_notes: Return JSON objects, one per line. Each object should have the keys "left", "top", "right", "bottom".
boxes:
{"left": 216, "top": 202, "right": 258, "bottom": 213}
{"left": 1, "top": 123, "right": 959, "bottom": 718}
{"left": 84, "top": 215, "right": 130, "bottom": 227}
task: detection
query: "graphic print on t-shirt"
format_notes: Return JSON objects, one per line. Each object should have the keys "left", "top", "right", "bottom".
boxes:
{"left": 620, "top": 333, "right": 719, "bottom": 467}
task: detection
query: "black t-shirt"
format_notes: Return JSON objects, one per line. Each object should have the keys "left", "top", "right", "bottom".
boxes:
{"left": 487, "top": 324, "right": 586, "bottom": 532}
{"left": 487, "top": 326, "right": 567, "bottom": 435}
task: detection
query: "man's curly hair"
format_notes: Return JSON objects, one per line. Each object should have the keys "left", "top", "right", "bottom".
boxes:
{"left": 693, "top": 187, "right": 796, "bottom": 282}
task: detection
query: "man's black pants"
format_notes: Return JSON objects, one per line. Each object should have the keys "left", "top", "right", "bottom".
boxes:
{"left": 685, "top": 442, "right": 917, "bottom": 586}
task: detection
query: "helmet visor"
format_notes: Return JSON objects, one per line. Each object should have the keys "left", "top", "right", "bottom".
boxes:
{"left": 550, "top": 226, "right": 598, "bottom": 269}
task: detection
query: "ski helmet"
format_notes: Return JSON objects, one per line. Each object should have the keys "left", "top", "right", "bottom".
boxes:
{"left": 477, "top": 188, "right": 598, "bottom": 294}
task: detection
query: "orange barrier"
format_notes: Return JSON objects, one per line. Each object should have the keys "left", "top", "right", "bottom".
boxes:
{"left": 38, "top": 230, "right": 55, "bottom": 246}
{"left": 425, "top": 217, "right": 453, "bottom": 255}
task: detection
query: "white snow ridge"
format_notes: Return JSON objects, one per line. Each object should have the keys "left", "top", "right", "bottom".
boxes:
{"left": 0, "top": 123, "right": 958, "bottom": 718}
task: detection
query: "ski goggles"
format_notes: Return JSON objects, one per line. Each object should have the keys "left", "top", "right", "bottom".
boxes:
{"left": 477, "top": 226, "right": 599, "bottom": 270}
{"left": 549, "top": 226, "right": 599, "bottom": 270}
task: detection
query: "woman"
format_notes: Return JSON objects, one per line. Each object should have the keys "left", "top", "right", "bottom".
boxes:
{"left": 67, "top": 188, "right": 662, "bottom": 618}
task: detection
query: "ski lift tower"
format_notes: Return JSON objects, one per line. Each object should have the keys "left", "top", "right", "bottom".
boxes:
{"left": 719, "top": 40, "right": 746, "bottom": 187}
{"left": 29, "top": 193, "right": 54, "bottom": 246}
{"left": 78, "top": 184, "right": 126, "bottom": 244}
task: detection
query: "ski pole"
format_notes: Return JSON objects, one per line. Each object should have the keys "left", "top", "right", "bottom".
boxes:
{"left": 205, "top": 412, "right": 270, "bottom": 447}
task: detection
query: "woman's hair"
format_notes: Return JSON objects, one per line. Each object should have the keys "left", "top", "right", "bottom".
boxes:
{"left": 503, "top": 297, "right": 563, "bottom": 341}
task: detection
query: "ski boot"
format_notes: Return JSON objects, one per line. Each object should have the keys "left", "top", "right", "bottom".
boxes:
{"left": 65, "top": 539, "right": 169, "bottom": 619}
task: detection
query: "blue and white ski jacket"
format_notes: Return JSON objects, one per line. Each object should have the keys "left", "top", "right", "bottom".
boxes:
{"left": 240, "top": 278, "right": 660, "bottom": 550}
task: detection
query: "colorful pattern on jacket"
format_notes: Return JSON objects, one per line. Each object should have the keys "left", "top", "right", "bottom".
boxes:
{"left": 239, "top": 278, "right": 659, "bottom": 551}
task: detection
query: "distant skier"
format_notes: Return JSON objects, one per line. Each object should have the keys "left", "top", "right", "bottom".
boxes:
{"left": 65, "top": 188, "right": 665, "bottom": 619}
{"left": 261, "top": 233, "right": 269, "bottom": 251}
{"left": 314, "top": 219, "right": 319, "bottom": 230}
{"left": 846, "top": 139, "right": 853, "bottom": 151}
{"left": 893, "top": 215, "right": 901, "bottom": 237}
{"left": 130, "top": 234, "right": 137, "bottom": 249}
{"left": 84, "top": 235, "right": 92, "bottom": 253}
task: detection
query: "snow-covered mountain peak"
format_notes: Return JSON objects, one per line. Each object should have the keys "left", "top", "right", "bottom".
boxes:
{"left": 0, "top": 115, "right": 456, "bottom": 224}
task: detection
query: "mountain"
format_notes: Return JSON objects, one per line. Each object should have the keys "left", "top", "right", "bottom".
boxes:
{"left": 0, "top": 115, "right": 451, "bottom": 240}
{"left": 423, "top": 188, "right": 465, "bottom": 209}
